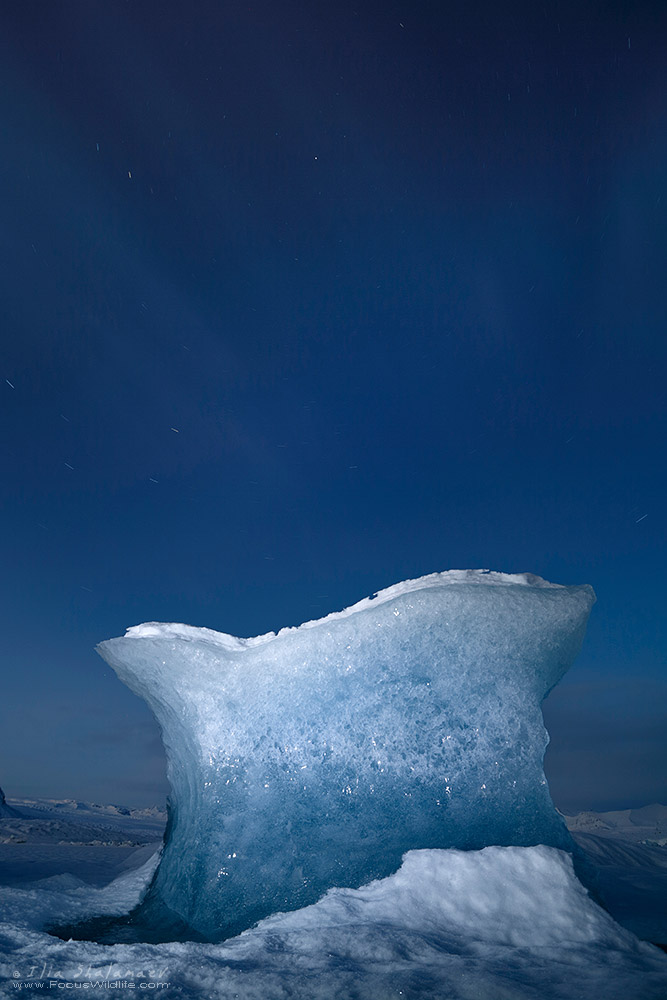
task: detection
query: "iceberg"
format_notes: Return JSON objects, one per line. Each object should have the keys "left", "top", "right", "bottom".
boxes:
{"left": 92, "top": 570, "right": 595, "bottom": 942}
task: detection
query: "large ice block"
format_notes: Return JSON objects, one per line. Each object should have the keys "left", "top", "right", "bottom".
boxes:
{"left": 97, "top": 570, "right": 595, "bottom": 941}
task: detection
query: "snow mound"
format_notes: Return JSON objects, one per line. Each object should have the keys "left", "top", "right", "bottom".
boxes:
{"left": 1, "top": 845, "right": 666, "bottom": 1000}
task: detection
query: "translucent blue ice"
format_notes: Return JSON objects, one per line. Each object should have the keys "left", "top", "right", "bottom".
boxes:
{"left": 97, "top": 570, "right": 595, "bottom": 941}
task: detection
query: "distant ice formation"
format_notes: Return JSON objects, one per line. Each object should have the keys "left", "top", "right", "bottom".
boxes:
{"left": 0, "top": 785, "right": 21, "bottom": 818}
{"left": 95, "top": 570, "right": 595, "bottom": 941}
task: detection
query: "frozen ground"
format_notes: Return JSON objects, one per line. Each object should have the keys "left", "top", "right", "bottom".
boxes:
{"left": 565, "top": 803, "right": 667, "bottom": 944}
{"left": 0, "top": 798, "right": 165, "bottom": 888}
{"left": 0, "top": 797, "right": 666, "bottom": 998}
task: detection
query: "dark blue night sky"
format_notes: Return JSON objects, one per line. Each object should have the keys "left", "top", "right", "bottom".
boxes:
{"left": 1, "top": 1, "right": 665, "bottom": 811}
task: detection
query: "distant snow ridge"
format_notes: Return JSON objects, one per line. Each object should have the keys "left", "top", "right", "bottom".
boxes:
{"left": 93, "top": 570, "right": 595, "bottom": 942}
{"left": 566, "top": 804, "right": 667, "bottom": 843}
{"left": 0, "top": 796, "right": 164, "bottom": 848}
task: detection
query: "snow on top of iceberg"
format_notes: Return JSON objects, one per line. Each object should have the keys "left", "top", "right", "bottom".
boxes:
{"left": 124, "top": 569, "right": 566, "bottom": 651}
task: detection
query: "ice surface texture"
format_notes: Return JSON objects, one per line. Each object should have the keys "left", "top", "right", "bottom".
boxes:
{"left": 97, "top": 570, "right": 595, "bottom": 941}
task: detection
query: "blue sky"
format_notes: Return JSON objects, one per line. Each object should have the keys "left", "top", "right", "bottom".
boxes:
{"left": 1, "top": 1, "right": 665, "bottom": 812}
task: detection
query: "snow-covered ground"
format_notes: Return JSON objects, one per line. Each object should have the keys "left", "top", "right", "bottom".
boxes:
{"left": 0, "top": 798, "right": 165, "bottom": 888}
{"left": 564, "top": 803, "right": 667, "bottom": 944}
{"left": 0, "top": 795, "right": 666, "bottom": 999}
